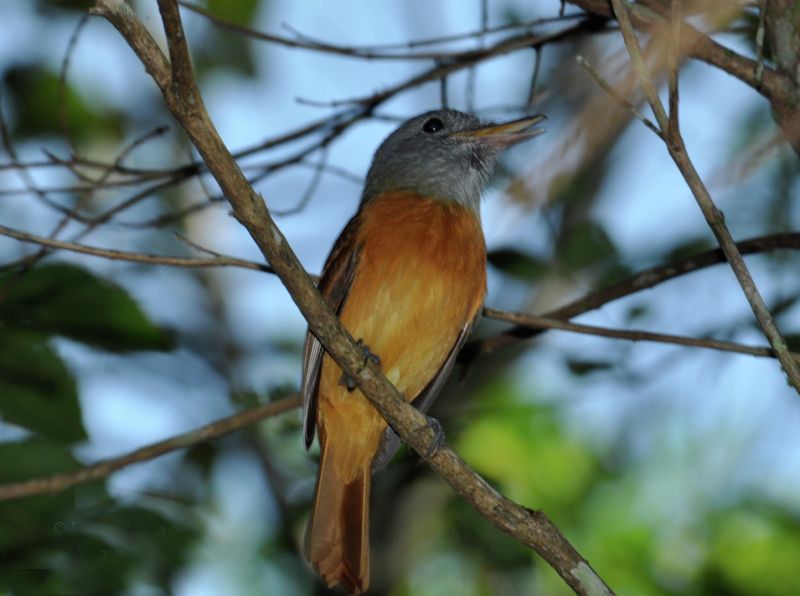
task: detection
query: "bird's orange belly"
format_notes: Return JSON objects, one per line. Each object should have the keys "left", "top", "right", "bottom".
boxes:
{"left": 317, "top": 192, "right": 486, "bottom": 468}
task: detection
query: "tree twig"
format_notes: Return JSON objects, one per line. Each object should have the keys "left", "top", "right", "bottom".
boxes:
{"left": 0, "top": 396, "right": 301, "bottom": 501}
{"left": 483, "top": 308, "right": 800, "bottom": 363}
{"left": 0, "top": 223, "right": 275, "bottom": 274}
{"left": 472, "top": 232, "right": 800, "bottom": 355}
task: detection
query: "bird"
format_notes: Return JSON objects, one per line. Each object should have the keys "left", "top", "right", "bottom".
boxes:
{"left": 301, "top": 109, "right": 545, "bottom": 594}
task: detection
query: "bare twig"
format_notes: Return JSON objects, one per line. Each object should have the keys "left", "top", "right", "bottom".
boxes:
{"left": 483, "top": 308, "right": 800, "bottom": 363}
{"left": 609, "top": 0, "right": 668, "bottom": 131}
{"left": 182, "top": 0, "right": 586, "bottom": 61}
{"left": 575, "top": 55, "right": 663, "bottom": 138}
{"left": 567, "top": 0, "right": 800, "bottom": 151}
{"left": 0, "top": 395, "right": 301, "bottom": 501}
{"left": 667, "top": 0, "right": 681, "bottom": 139}
{"left": 567, "top": 0, "right": 792, "bottom": 104}
{"left": 471, "top": 232, "right": 800, "bottom": 355}
{"left": 0, "top": 223, "right": 275, "bottom": 274}
{"left": 57, "top": 13, "right": 90, "bottom": 151}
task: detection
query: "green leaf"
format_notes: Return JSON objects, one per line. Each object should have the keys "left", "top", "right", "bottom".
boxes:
{"left": 487, "top": 248, "right": 549, "bottom": 281}
{"left": 561, "top": 221, "right": 617, "bottom": 271}
{"left": 784, "top": 334, "right": 800, "bottom": 352}
{"left": 566, "top": 359, "right": 614, "bottom": 376}
{"left": 3, "top": 66, "right": 123, "bottom": 143}
{"left": 0, "top": 264, "right": 172, "bottom": 352}
{"left": 709, "top": 508, "right": 800, "bottom": 595}
{"left": 0, "top": 439, "right": 82, "bottom": 554}
{"left": 34, "top": 0, "right": 93, "bottom": 13}
{"left": 664, "top": 236, "right": 714, "bottom": 262}
{"left": 456, "top": 381, "right": 598, "bottom": 513}
{"left": 208, "top": 0, "right": 259, "bottom": 23}
{"left": 0, "top": 440, "right": 198, "bottom": 594}
{"left": 193, "top": 0, "right": 260, "bottom": 78}
{"left": 0, "top": 329, "right": 85, "bottom": 443}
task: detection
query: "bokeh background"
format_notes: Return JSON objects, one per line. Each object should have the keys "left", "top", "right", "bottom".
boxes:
{"left": 1, "top": 0, "right": 799, "bottom": 594}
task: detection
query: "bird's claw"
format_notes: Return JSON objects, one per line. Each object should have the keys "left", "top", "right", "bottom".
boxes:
{"left": 339, "top": 339, "right": 381, "bottom": 391}
{"left": 414, "top": 415, "right": 445, "bottom": 459}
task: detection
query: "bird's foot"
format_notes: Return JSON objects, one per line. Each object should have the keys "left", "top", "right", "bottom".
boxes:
{"left": 413, "top": 415, "right": 446, "bottom": 459}
{"left": 339, "top": 338, "right": 381, "bottom": 392}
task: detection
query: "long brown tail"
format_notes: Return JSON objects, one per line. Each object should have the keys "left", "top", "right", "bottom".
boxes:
{"left": 305, "top": 439, "right": 371, "bottom": 594}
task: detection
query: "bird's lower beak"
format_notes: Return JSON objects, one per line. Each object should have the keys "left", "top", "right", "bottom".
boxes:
{"left": 454, "top": 114, "right": 547, "bottom": 148}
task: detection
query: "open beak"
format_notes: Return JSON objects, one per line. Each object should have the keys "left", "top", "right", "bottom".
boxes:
{"left": 454, "top": 114, "right": 547, "bottom": 148}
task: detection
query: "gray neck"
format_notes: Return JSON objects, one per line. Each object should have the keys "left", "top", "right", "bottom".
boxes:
{"left": 361, "top": 139, "right": 493, "bottom": 214}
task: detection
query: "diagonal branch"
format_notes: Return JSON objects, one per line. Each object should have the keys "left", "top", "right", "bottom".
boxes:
{"left": 90, "top": 1, "right": 612, "bottom": 593}
{"left": 0, "top": 396, "right": 301, "bottom": 501}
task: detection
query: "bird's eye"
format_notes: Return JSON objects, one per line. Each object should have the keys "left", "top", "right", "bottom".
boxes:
{"left": 422, "top": 117, "right": 444, "bottom": 134}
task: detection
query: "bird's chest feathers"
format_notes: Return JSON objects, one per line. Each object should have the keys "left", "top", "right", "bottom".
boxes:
{"left": 332, "top": 191, "right": 486, "bottom": 395}
{"left": 355, "top": 192, "right": 486, "bottom": 310}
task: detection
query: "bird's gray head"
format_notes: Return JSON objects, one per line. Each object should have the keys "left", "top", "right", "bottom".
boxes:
{"left": 362, "top": 109, "right": 546, "bottom": 212}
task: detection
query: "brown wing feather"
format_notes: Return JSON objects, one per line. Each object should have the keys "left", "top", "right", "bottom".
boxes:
{"left": 302, "top": 214, "right": 363, "bottom": 448}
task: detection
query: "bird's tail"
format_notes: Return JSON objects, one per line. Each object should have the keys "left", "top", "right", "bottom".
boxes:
{"left": 305, "top": 438, "right": 371, "bottom": 595}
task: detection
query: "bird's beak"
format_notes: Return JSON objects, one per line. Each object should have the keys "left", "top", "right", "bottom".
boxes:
{"left": 453, "top": 114, "right": 547, "bottom": 148}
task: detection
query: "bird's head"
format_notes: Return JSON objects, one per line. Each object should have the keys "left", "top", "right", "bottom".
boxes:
{"left": 362, "top": 109, "right": 546, "bottom": 212}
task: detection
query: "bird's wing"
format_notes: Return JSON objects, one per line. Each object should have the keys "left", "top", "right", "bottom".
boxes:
{"left": 302, "top": 215, "right": 363, "bottom": 449}
{"left": 371, "top": 308, "right": 482, "bottom": 472}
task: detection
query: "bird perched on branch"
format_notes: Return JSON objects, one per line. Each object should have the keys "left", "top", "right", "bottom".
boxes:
{"left": 301, "top": 108, "right": 545, "bottom": 594}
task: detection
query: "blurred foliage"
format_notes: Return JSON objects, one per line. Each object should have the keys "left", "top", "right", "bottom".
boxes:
{"left": 0, "top": 262, "right": 187, "bottom": 593}
{"left": 0, "top": 265, "right": 172, "bottom": 352}
{"left": 0, "top": 264, "right": 171, "bottom": 445}
{"left": 0, "top": 441, "right": 199, "bottom": 596}
{"left": 193, "top": 0, "right": 260, "bottom": 79}
{"left": 3, "top": 66, "right": 124, "bottom": 144}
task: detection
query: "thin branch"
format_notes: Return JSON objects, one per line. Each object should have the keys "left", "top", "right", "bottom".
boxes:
{"left": 91, "top": 2, "right": 611, "bottom": 593}
{"left": 57, "top": 13, "right": 90, "bottom": 152}
{"left": 566, "top": 0, "right": 792, "bottom": 105}
{"left": 667, "top": 0, "right": 681, "bottom": 139}
{"left": 0, "top": 223, "right": 275, "bottom": 274}
{"left": 0, "top": 395, "right": 301, "bottom": 501}
{"left": 471, "top": 232, "right": 800, "bottom": 355}
{"left": 483, "top": 308, "right": 800, "bottom": 363}
{"left": 754, "top": 0, "right": 767, "bottom": 88}
{"left": 181, "top": 0, "right": 586, "bottom": 61}
{"left": 575, "top": 55, "right": 663, "bottom": 138}
{"left": 273, "top": 146, "right": 329, "bottom": 216}
{"left": 304, "top": 22, "right": 594, "bottom": 109}
{"left": 609, "top": 0, "right": 669, "bottom": 131}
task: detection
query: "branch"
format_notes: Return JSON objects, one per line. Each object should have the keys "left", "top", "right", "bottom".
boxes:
{"left": 484, "top": 308, "right": 800, "bottom": 363}
{"left": 566, "top": 0, "right": 800, "bottom": 151}
{"left": 0, "top": 396, "right": 301, "bottom": 501}
{"left": 567, "top": 0, "right": 792, "bottom": 102}
{"left": 5, "top": 217, "right": 796, "bottom": 367}
{"left": 180, "top": 0, "right": 588, "bottom": 61}
{"left": 0, "top": 223, "right": 274, "bottom": 274}
{"left": 91, "top": 1, "right": 611, "bottom": 593}
{"left": 473, "top": 232, "right": 800, "bottom": 355}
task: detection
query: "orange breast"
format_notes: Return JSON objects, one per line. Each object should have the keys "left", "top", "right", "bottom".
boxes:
{"left": 317, "top": 191, "right": 486, "bottom": 472}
